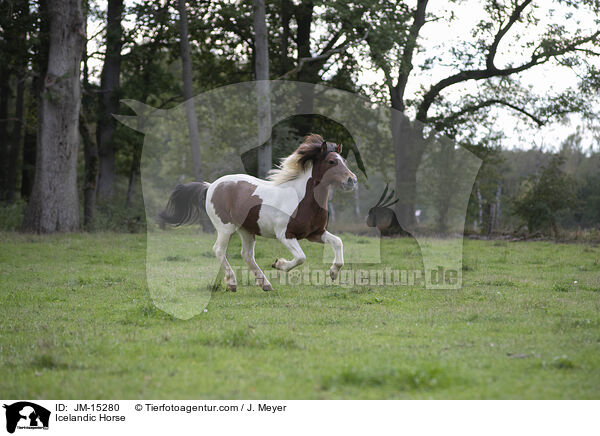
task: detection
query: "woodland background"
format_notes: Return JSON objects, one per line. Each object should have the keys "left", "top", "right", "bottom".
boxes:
{"left": 0, "top": 0, "right": 599, "bottom": 237}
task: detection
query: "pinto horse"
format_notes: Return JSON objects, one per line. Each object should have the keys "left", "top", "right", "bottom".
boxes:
{"left": 159, "top": 134, "right": 358, "bottom": 292}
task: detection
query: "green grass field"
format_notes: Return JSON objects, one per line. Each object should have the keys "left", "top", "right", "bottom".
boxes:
{"left": 1, "top": 231, "right": 599, "bottom": 399}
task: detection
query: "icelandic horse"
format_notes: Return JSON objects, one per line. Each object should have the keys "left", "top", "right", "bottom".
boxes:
{"left": 159, "top": 134, "right": 358, "bottom": 291}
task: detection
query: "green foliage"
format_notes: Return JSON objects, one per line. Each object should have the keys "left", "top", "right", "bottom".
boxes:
{"left": 4, "top": 0, "right": 600, "bottom": 237}
{"left": 576, "top": 172, "right": 600, "bottom": 228}
{"left": 88, "top": 177, "right": 146, "bottom": 233}
{"left": 93, "top": 201, "right": 146, "bottom": 233}
{"left": 513, "top": 155, "right": 577, "bottom": 234}
{"left": 0, "top": 200, "right": 26, "bottom": 231}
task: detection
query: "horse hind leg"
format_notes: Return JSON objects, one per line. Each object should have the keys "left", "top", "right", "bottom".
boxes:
{"left": 213, "top": 231, "right": 237, "bottom": 292}
{"left": 238, "top": 229, "right": 273, "bottom": 291}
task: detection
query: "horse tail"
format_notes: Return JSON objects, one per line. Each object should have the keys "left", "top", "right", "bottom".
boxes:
{"left": 158, "top": 182, "right": 210, "bottom": 227}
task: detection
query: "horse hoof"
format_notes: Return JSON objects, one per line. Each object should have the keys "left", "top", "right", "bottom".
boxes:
{"left": 227, "top": 284, "right": 237, "bottom": 292}
{"left": 330, "top": 263, "right": 343, "bottom": 281}
{"left": 272, "top": 259, "right": 279, "bottom": 268}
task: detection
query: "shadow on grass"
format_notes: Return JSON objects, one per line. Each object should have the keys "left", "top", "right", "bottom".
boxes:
{"left": 321, "top": 364, "right": 459, "bottom": 393}
{"left": 29, "top": 354, "right": 86, "bottom": 371}
{"left": 120, "top": 303, "right": 178, "bottom": 326}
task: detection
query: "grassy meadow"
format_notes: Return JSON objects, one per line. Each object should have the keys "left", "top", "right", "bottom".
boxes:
{"left": 0, "top": 231, "right": 599, "bottom": 399}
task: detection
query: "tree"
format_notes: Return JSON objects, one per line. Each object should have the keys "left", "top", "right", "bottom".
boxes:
{"left": 284, "top": 0, "right": 368, "bottom": 134}
{"left": 576, "top": 172, "right": 600, "bottom": 229}
{"left": 253, "top": 0, "right": 272, "bottom": 178}
{"left": 22, "top": 0, "right": 85, "bottom": 233}
{"left": 0, "top": 0, "right": 30, "bottom": 202}
{"left": 361, "top": 0, "right": 600, "bottom": 228}
{"left": 465, "top": 140, "right": 504, "bottom": 234}
{"left": 96, "top": 0, "right": 124, "bottom": 199}
{"left": 175, "top": 0, "right": 214, "bottom": 232}
{"left": 22, "top": 0, "right": 50, "bottom": 200}
{"left": 0, "top": 21, "right": 10, "bottom": 197}
{"left": 514, "top": 155, "right": 576, "bottom": 235}
{"left": 177, "top": 0, "right": 203, "bottom": 182}
{"left": 207, "top": 0, "right": 367, "bottom": 135}
{"left": 121, "top": 2, "right": 173, "bottom": 210}
{"left": 81, "top": 5, "right": 100, "bottom": 230}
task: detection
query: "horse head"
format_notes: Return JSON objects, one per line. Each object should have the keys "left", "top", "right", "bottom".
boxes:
{"left": 312, "top": 139, "right": 357, "bottom": 191}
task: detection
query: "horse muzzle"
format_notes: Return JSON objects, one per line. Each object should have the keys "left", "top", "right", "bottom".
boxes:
{"left": 341, "top": 176, "right": 358, "bottom": 191}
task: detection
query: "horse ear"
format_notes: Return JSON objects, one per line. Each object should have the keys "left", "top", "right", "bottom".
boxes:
{"left": 121, "top": 99, "right": 156, "bottom": 116}
{"left": 337, "top": 142, "right": 343, "bottom": 154}
{"left": 114, "top": 99, "right": 160, "bottom": 132}
{"left": 321, "top": 141, "right": 328, "bottom": 153}
{"left": 113, "top": 114, "right": 140, "bottom": 131}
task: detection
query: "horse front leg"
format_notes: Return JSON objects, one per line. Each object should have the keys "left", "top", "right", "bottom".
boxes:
{"left": 272, "top": 236, "right": 306, "bottom": 272}
{"left": 318, "top": 231, "right": 344, "bottom": 280}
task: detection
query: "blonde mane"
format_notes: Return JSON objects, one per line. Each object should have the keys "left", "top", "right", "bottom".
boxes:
{"left": 267, "top": 134, "right": 324, "bottom": 185}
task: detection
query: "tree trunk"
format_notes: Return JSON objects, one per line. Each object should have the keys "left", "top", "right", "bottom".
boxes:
{"left": 22, "top": 0, "right": 85, "bottom": 233}
{"left": 6, "top": 75, "right": 25, "bottom": 202}
{"left": 21, "top": 0, "right": 49, "bottom": 200}
{"left": 5, "top": 0, "right": 30, "bottom": 203}
{"left": 21, "top": 121, "right": 36, "bottom": 200}
{"left": 387, "top": 0, "right": 428, "bottom": 231}
{"left": 253, "top": 0, "right": 272, "bottom": 178}
{"left": 354, "top": 183, "right": 361, "bottom": 218}
{"left": 476, "top": 181, "right": 483, "bottom": 230}
{"left": 293, "top": 0, "right": 318, "bottom": 135}
{"left": 124, "top": 93, "right": 143, "bottom": 211}
{"left": 125, "top": 142, "right": 140, "bottom": 208}
{"left": 80, "top": 110, "right": 99, "bottom": 230}
{"left": 0, "top": 66, "right": 10, "bottom": 198}
{"left": 96, "top": 0, "right": 123, "bottom": 199}
{"left": 177, "top": 0, "right": 202, "bottom": 182}
{"left": 494, "top": 180, "right": 502, "bottom": 230}
{"left": 391, "top": 109, "right": 424, "bottom": 229}
{"left": 177, "top": 0, "right": 213, "bottom": 233}
{"left": 279, "top": 0, "right": 292, "bottom": 76}
{"left": 486, "top": 203, "right": 495, "bottom": 235}
{"left": 81, "top": 5, "right": 99, "bottom": 231}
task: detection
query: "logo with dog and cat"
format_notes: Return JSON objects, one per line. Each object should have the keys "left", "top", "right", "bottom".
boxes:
{"left": 3, "top": 402, "right": 50, "bottom": 434}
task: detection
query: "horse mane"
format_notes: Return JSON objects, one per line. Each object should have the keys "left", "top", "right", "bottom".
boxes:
{"left": 267, "top": 133, "right": 326, "bottom": 184}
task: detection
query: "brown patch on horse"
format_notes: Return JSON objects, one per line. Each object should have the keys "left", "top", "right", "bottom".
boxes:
{"left": 285, "top": 177, "right": 328, "bottom": 240}
{"left": 307, "top": 232, "right": 325, "bottom": 243}
{"left": 211, "top": 181, "right": 262, "bottom": 235}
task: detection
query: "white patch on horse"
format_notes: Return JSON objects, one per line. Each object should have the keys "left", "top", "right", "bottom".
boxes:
{"left": 254, "top": 166, "right": 311, "bottom": 237}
